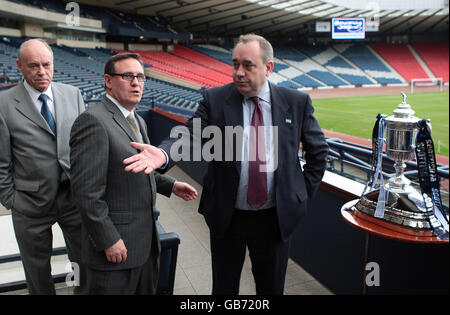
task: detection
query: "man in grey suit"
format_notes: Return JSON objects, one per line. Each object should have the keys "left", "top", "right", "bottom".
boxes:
{"left": 69, "top": 52, "right": 197, "bottom": 294}
{"left": 0, "top": 39, "right": 85, "bottom": 294}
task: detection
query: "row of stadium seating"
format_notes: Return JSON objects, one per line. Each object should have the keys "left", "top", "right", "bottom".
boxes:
{"left": 0, "top": 37, "right": 204, "bottom": 109}
{"left": 189, "top": 42, "right": 449, "bottom": 87}
{"left": 189, "top": 43, "right": 411, "bottom": 87}
{"left": 120, "top": 48, "right": 233, "bottom": 88}
{"left": 370, "top": 43, "right": 449, "bottom": 83}
{"left": 411, "top": 42, "right": 449, "bottom": 82}
{"left": 1, "top": 36, "right": 448, "bottom": 112}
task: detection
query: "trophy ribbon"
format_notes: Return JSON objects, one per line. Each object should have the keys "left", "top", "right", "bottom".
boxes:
{"left": 359, "top": 114, "right": 386, "bottom": 197}
{"left": 415, "top": 119, "right": 449, "bottom": 239}
{"left": 356, "top": 114, "right": 387, "bottom": 216}
{"left": 373, "top": 115, "right": 388, "bottom": 218}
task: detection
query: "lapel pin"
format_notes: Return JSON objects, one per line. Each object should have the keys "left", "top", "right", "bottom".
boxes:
{"left": 285, "top": 118, "right": 292, "bottom": 124}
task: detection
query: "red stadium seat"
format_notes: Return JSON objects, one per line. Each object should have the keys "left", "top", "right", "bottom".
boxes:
{"left": 116, "top": 48, "right": 232, "bottom": 88}
{"left": 370, "top": 43, "right": 429, "bottom": 82}
{"left": 412, "top": 42, "right": 449, "bottom": 82}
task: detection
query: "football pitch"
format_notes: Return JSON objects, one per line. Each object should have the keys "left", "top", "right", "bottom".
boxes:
{"left": 312, "top": 91, "right": 449, "bottom": 156}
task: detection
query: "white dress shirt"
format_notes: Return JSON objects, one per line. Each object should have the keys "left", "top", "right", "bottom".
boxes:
{"left": 106, "top": 94, "right": 169, "bottom": 168}
{"left": 23, "top": 80, "right": 56, "bottom": 120}
{"left": 106, "top": 94, "right": 135, "bottom": 120}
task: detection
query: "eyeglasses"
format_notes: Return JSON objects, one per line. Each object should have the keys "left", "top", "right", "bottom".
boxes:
{"left": 109, "top": 72, "right": 147, "bottom": 82}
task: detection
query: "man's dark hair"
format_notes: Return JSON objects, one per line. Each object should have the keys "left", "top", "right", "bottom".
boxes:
{"left": 104, "top": 52, "right": 144, "bottom": 75}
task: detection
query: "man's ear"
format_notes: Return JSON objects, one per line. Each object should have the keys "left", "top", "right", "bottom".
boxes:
{"left": 104, "top": 74, "right": 112, "bottom": 90}
{"left": 265, "top": 60, "right": 274, "bottom": 77}
{"left": 16, "top": 59, "right": 23, "bottom": 74}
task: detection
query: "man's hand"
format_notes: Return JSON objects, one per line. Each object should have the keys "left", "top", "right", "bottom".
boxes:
{"left": 173, "top": 182, "right": 198, "bottom": 201}
{"left": 105, "top": 239, "right": 127, "bottom": 264}
{"left": 123, "top": 142, "right": 167, "bottom": 174}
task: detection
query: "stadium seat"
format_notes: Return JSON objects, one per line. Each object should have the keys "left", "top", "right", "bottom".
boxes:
{"left": 412, "top": 42, "right": 449, "bottom": 82}
{"left": 370, "top": 43, "right": 429, "bottom": 82}
{"left": 120, "top": 49, "right": 232, "bottom": 88}
{"left": 336, "top": 44, "right": 404, "bottom": 85}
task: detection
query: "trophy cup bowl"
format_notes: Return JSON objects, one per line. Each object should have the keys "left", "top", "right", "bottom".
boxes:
{"left": 384, "top": 93, "right": 419, "bottom": 195}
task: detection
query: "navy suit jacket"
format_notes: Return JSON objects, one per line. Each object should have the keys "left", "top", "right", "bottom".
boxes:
{"left": 159, "top": 82, "right": 328, "bottom": 241}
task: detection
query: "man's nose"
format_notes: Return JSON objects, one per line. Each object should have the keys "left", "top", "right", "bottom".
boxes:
{"left": 37, "top": 65, "right": 45, "bottom": 74}
{"left": 130, "top": 76, "right": 139, "bottom": 85}
{"left": 235, "top": 65, "right": 245, "bottom": 77}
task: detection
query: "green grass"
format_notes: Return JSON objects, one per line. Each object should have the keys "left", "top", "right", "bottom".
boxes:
{"left": 313, "top": 91, "right": 449, "bottom": 156}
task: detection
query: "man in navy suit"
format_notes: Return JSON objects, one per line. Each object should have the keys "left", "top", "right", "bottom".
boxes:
{"left": 124, "top": 34, "right": 329, "bottom": 294}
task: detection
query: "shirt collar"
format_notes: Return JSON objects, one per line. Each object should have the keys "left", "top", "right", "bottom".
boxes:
{"left": 23, "top": 80, "right": 54, "bottom": 103}
{"left": 106, "top": 93, "right": 134, "bottom": 119}
{"left": 246, "top": 81, "right": 270, "bottom": 104}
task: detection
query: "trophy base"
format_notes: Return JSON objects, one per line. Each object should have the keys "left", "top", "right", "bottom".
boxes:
{"left": 354, "top": 189, "right": 434, "bottom": 235}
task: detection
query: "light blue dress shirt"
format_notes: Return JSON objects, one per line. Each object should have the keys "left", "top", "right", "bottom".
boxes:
{"left": 235, "top": 81, "right": 276, "bottom": 210}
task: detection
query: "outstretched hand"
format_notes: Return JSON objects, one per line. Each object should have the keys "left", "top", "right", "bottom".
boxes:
{"left": 123, "top": 142, "right": 167, "bottom": 174}
{"left": 172, "top": 182, "right": 198, "bottom": 201}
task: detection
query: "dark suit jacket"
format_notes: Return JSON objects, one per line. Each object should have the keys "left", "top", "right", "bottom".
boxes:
{"left": 159, "top": 82, "right": 328, "bottom": 241}
{"left": 0, "top": 81, "right": 84, "bottom": 216}
{"left": 70, "top": 96, "right": 175, "bottom": 271}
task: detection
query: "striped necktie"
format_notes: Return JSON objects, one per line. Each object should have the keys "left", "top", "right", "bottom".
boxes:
{"left": 38, "top": 94, "right": 56, "bottom": 135}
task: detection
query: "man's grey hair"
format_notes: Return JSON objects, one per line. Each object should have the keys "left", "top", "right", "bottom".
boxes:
{"left": 17, "top": 38, "right": 54, "bottom": 61}
{"left": 234, "top": 33, "right": 273, "bottom": 63}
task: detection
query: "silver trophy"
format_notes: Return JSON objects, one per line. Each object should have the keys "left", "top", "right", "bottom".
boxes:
{"left": 384, "top": 92, "right": 419, "bottom": 195}
{"left": 354, "top": 93, "right": 433, "bottom": 234}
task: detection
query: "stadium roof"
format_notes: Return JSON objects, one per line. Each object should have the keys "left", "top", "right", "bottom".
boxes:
{"left": 79, "top": 0, "right": 449, "bottom": 39}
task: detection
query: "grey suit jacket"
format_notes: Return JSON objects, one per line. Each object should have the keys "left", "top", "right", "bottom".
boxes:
{"left": 69, "top": 96, "right": 175, "bottom": 271}
{"left": 0, "top": 81, "right": 85, "bottom": 217}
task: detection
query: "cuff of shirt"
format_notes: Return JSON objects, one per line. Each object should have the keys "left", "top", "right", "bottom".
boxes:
{"left": 159, "top": 148, "right": 169, "bottom": 169}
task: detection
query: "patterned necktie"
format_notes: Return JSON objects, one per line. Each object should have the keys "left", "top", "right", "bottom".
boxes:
{"left": 247, "top": 96, "right": 268, "bottom": 209}
{"left": 127, "top": 114, "right": 144, "bottom": 143}
{"left": 38, "top": 94, "right": 56, "bottom": 135}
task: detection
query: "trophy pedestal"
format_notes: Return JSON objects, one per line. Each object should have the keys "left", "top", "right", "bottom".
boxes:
{"left": 386, "top": 175, "right": 416, "bottom": 195}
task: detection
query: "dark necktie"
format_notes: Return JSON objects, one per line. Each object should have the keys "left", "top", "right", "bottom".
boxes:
{"left": 38, "top": 94, "right": 56, "bottom": 136}
{"left": 247, "top": 96, "right": 268, "bottom": 209}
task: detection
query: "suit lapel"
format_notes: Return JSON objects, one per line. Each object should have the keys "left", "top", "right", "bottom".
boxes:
{"left": 136, "top": 113, "right": 150, "bottom": 144}
{"left": 269, "top": 82, "right": 293, "bottom": 185}
{"left": 52, "top": 83, "right": 66, "bottom": 138}
{"left": 13, "top": 82, "right": 54, "bottom": 136}
{"left": 269, "top": 82, "right": 291, "bottom": 130}
{"left": 223, "top": 85, "right": 244, "bottom": 174}
{"left": 102, "top": 96, "right": 137, "bottom": 143}
{"left": 223, "top": 86, "right": 243, "bottom": 130}
{"left": 135, "top": 110, "right": 157, "bottom": 213}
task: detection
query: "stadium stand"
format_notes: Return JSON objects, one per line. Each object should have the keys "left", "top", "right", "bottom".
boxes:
{"left": 412, "top": 42, "right": 449, "bottom": 82}
{"left": 1, "top": 36, "right": 204, "bottom": 105}
{"left": 188, "top": 44, "right": 233, "bottom": 65}
{"left": 187, "top": 44, "right": 304, "bottom": 89}
{"left": 0, "top": 39, "right": 22, "bottom": 83}
{"left": 7, "top": 0, "right": 189, "bottom": 40}
{"left": 335, "top": 44, "right": 404, "bottom": 85}
{"left": 370, "top": 43, "right": 429, "bottom": 82}
{"left": 123, "top": 49, "right": 232, "bottom": 88}
{"left": 172, "top": 44, "right": 232, "bottom": 77}
{"left": 294, "top": 46, "right": 350, "bottom": 86}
